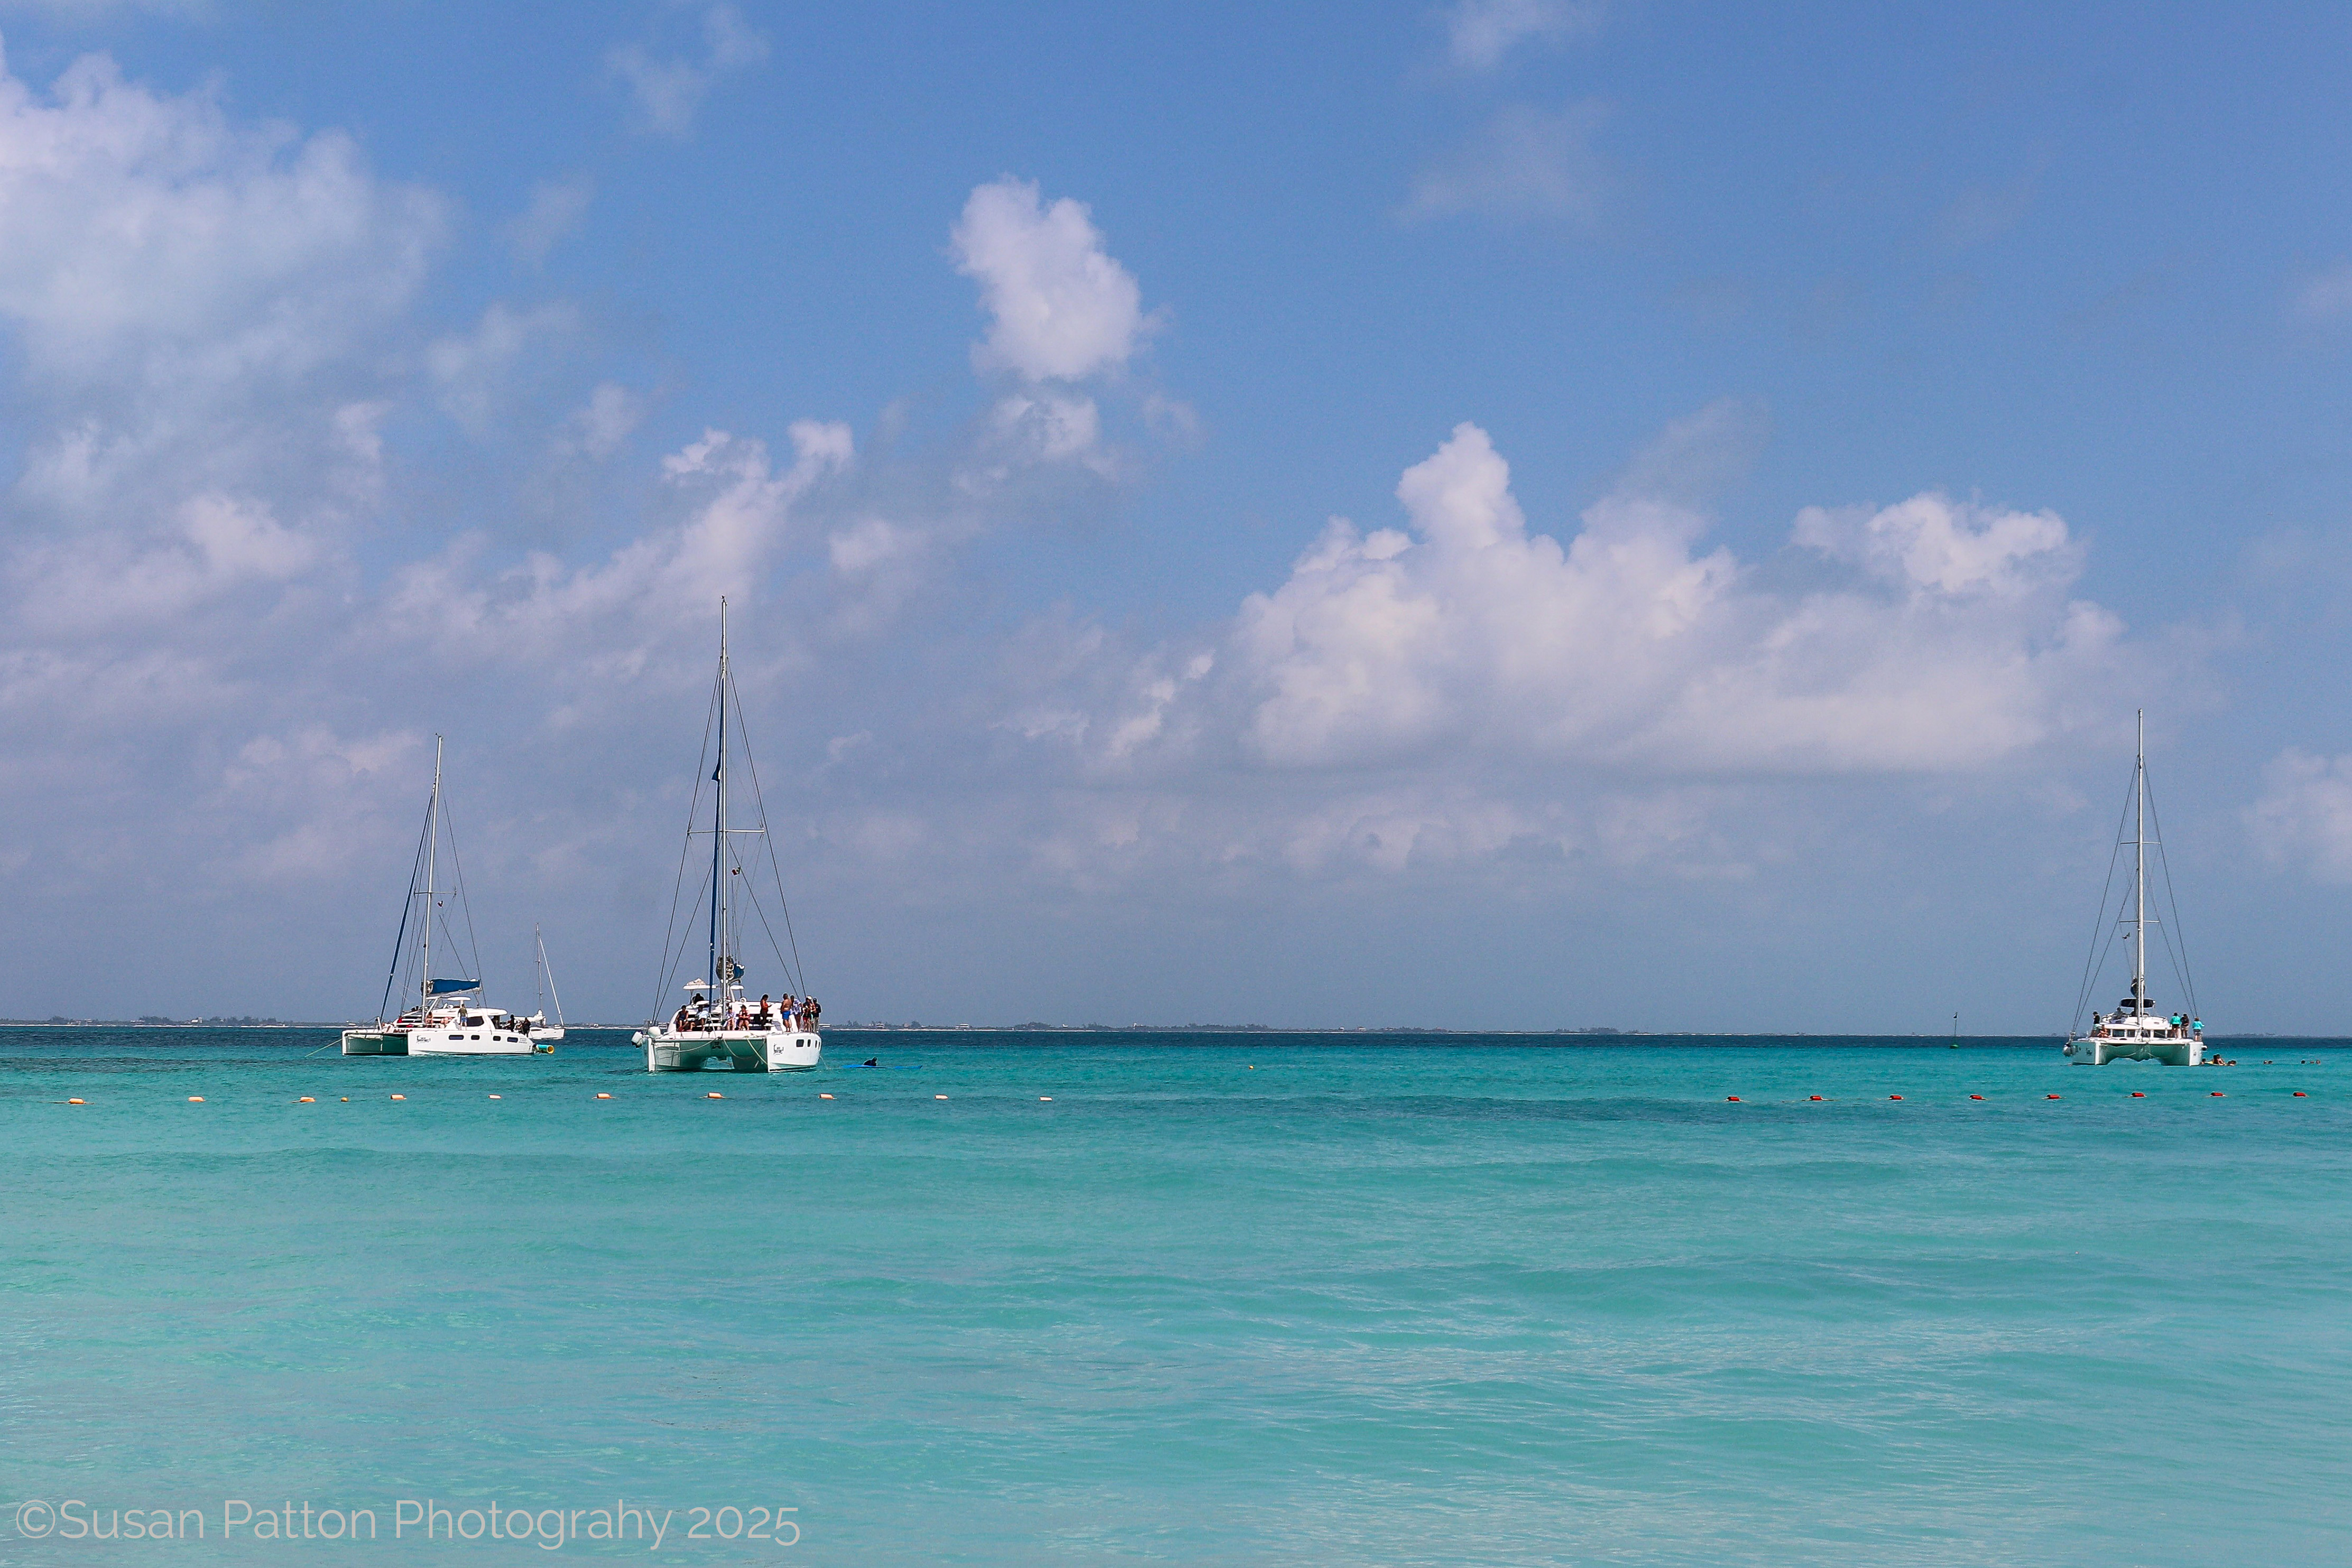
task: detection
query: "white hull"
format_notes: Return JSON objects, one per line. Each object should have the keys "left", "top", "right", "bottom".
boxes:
{"left": 409, "top": 1025, "right": 536, "bottom": 1056}
{"left": 639, "top": 1028, "right": 821, "bottom": 1073}
{"left": 2063, "top": 1035, "right": 2204, "bottom": 1066}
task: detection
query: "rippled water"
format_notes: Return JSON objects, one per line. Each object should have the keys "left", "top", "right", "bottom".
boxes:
{"left": 3, "top": 1028, "right": 2347, "bottom": 1565}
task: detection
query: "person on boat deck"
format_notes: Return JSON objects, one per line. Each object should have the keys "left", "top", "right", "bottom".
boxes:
{"left": 759, "top": 994, "right": 771, "bottom": 1025}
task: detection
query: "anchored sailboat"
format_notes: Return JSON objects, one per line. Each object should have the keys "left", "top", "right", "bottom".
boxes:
{"left": 342, "top": 738, "right": 543, "bottom": 1058}
{"left": 528, "top": 924, "right": 566, "bottom": 1043}
{"left": 633, "top": 601, "right": 822, "bottom": 1073}
{"left": 2063, "top": 712, "right": 2208, "bottom": 1066}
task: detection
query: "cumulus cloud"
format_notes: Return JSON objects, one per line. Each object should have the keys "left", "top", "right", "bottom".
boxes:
{"left": 2248, "top": 750, "right": 2352, "bottom": 881}
{"left": 952, "top": 177, "right": 1155, "bottom": 383}
{"left": 1022, "top": 408, "right": 2130, "bottom": 799}
{"left": 508, "top": 173, "right": 593, "bottom": 266}
{"left": 1406, "top": 100, "right": 1610, "bottom": 225}
{"left": 608, "top": 3, "right": 767, "bottom": 139}
{"left": 1443, "top": 0, "right": 1604, "bottom": 69}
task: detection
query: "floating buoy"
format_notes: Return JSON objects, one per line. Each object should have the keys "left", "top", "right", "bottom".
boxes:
{"left": 390, "top": 1093, "right": 405, "bottom": 1101}
{"left": 1969, "top": 1094, "right": 1983, "bottom": 1101}
{"left": 188, "top": 1096, "right": 204, "bottom": 1102}
{"left": 2210, "top": 1091, "right": 2225, "bottom": 1097}
{"left": 1889, "top": 1094, "right": 1903, "bottom": 1101}
{"left": 2293, "top": 1091, "right": 2308, "bottom": 1097}
{"left": 595, "top": 1092, "right": 612, "bottom": 1099}
{"left": 67, "top": 1097, "right": 85, "bottom": 1104}
{"left": 1040, "top": 1096, "right": 1053, "bottom": 1102}
{"left": 298, "top": 1096, "right": 315, "bottom": 1103}
{"left": 340, "top": 1096, "right": 349, "bottom": 1102}
{"left": 819, "top": 1092, "right": 835, "bottom": 1099}
{"left": 1726, "top": 1095, "right": 1741, "bottom": 1102}
{"left": 488, "top": 1093, "right": 501, "bottom": 1100}
{"left": 2130, "top": 1091, "right": 2145, "bottom": 1097}
{"left": 2046, "top": 1094, "right": 2060, "bottom": 1100}
{"left": 1809, "top": 1095, "right": 1823, "bottom": 1101}
{"left": 706, "top": 1092, "right": 723, "bottom": 1099}
{"left": 935, "top": 1094, "right": 948, "bottom": 1100}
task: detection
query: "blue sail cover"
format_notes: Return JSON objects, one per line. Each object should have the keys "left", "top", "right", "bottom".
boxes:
{"left": 427, "top": 977, "right": 479, "bottom": 994}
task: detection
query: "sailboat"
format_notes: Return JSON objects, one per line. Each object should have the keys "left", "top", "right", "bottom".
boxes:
{"left": 342, "top": 737, "right": 540, "bottom": 1058}
{"left": 525, "top": 924, "right": 566, "bottom": 1044}
{"left": 632, "top": 600, "right": 822, "bottom": 1073}
{"left": 2062, "top": 712, "right": 2208, "bottom": 1066}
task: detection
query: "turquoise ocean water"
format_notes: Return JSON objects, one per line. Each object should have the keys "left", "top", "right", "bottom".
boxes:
{"left": 3, "top": 1028, "right": 2348, "bottom": 1566}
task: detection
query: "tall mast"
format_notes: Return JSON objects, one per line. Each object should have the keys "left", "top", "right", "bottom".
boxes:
{"left": 422, "top": 734, "right": 441, "bottom": 1015}
{"left": 2133, "top": 709, "right": 2146, "bottom": 1009}
{"left": 708, "top": 599, "right": 727, "bottom": 1002}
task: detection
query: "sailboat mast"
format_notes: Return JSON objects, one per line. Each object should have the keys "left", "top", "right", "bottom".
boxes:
{"left": 2133, "top": 709, "right": 2146, "bottom": 1008}
{"left": 709, "top": 599, "right": 727, "bottom": 1001}
{"left": 422, "top": 734, "right": 441, "bottom": 1015}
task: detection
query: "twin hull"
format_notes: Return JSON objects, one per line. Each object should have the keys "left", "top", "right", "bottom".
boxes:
{"left": 641, "top": 1029, "right": 821, "bottom": 1073}
{"left": 2062, "top": 1037, "right": 2206, "bottom": 1066}
{"left": 340, "top": 1027, "right": 540, "bottom": 1057}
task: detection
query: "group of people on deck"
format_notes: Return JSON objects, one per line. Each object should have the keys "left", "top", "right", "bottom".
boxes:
{"left": 670, "top": 992, "right": 820, "bottom": 1033}
{"left": 2090, "top": 1010, "right": 2199, "bottom": 1037}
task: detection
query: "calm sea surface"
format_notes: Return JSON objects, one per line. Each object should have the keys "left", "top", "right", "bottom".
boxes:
{"left": 2, "top": 1028, "right": 2347, "bottom": 1566}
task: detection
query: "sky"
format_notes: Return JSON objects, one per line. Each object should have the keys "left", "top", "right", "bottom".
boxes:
{"left": 2, "top": 0, "right": 2350, "bottom": 1030}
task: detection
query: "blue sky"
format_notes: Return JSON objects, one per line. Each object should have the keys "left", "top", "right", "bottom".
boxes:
{"left": 2, "top": 0, "right": 2349, "bottom": 1030}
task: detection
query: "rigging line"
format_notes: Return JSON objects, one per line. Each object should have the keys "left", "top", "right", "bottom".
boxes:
{"left": 661, "top": 859, "right": 719, "bottom": 1002}
{"left": 650, "top": 674, "right": 725, "bottom": 1020}
{"left": 735, "top": 864, "right": 800, "bottom": 1000}
{"left": 2142, "top": 772, "right": 2199, "bottom": 1019}
{"left": 377, "top": 796, "right": 434, "bottom": 1025}
{"left": 2070, "top": 771, "right": 2138, "bottom": 1034}
{"left": 724, "top": 661, "right": 809, "bottom": 996}
{"left": 438, "top": 789, "right": 485, "bottom": 992}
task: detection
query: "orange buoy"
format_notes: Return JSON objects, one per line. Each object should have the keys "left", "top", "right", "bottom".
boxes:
{"left": 2210, "top": 1091, "right": 2224, "bottom": 1097}
{"left": 298, "top": 1096, "right": 315, "bottom": 1103}
{"left": 1810, "top": 1095, "right": 1823, "bottom": 1101}
{"left": 340, "top": 1096, "right": 349, "bottom": 1102}
{"left": 188, "top": 1096, "right": 204, "bottom": 1102}
{"left": 1889, "top": 1094, "right": 1903, "bottom": 1101}
{"left": 819, "top": 1092, "right": 835, "bottom": 1099}
{"left": 2130, "top": 1091, "right": 2145, "bottom": 1097}
{"left": 595, "top": 1092, "right": 612, "bottom": 1099}
{"left": 2046, "top": 1093, "right": 2060, "bottom": 1100}
{"left": 1726, "top": 1095, "right": 1740, "bottom": 1102}
{"left": 1969, "top": 1094, "right": 1984, "bottom": 1101}
{"left": 390, "top": 1093, "right": 405, "bottom": 1101}
{"left": 2293, "top": 1091, "right": 2308, "bottom": 1097}
{"left": 67, "top": 1097, "right": 85, "bottom": 1104}
{"left": 706, "top": 1092, "right": 723, "bottom": 1099}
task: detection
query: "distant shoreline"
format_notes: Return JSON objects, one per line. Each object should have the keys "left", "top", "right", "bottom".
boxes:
{"left": 0, "top": 1020, "right": 2328, "bottom": 1041}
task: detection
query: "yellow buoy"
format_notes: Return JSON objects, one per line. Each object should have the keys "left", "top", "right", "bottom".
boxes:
{"left": 390, "top": 1094, "right": 405, "bottom": 1101}
{"left": 595, "top": 1092, "right": 612, "bottom": 1099}
{"left": 188, "top": 1096, "right": 204, "bottom": 1103}
{"left": 299, "top": 1096, "right": 315, "bottom": 1103}
{"left": 706, "top": 1092, "right": 723, "bottom": 1099}
{"left": 67, "top": 1097, "right": 85, "bottom": 1105}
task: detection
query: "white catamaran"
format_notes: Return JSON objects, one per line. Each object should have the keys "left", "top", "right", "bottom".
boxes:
{"left": 342, "top": 737, "right": 556, "bottom": 1058}
{"left": 633, "top": 601, "right": 823, "bottom": 1073}
{"left": 2063, "top": 712, "right": 2208, "bottom": 1066}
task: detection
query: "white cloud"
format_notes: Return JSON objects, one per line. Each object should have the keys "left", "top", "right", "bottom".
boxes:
{"left": 608, "top": 4, "right": 768, "bottom": 139}
{"left": 2248, "top": 750, "right": 2352, "bottom": 882}
{"left": 0, "top": 51, "right": 443, "bottom": 400}
{"left": 1443, "top": 0, "right": 1604, "bottom": 69}
{"left": 1029, "top": 409, "right": 2132, "bottom": 790}
{"left": 426, "top": 300, "right": 580, "bottom": 436}
{"left": 558, "top": 381, "right": 643, "bottom": 459}
{"left": 508, "top": 173, "right": 593, "bottom": 266}
{"left": 952, "top": 177, "right": 1154, "bottom": 382}
{"left": 1406, "top": 100, "right": 1610, "bottom": 225}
